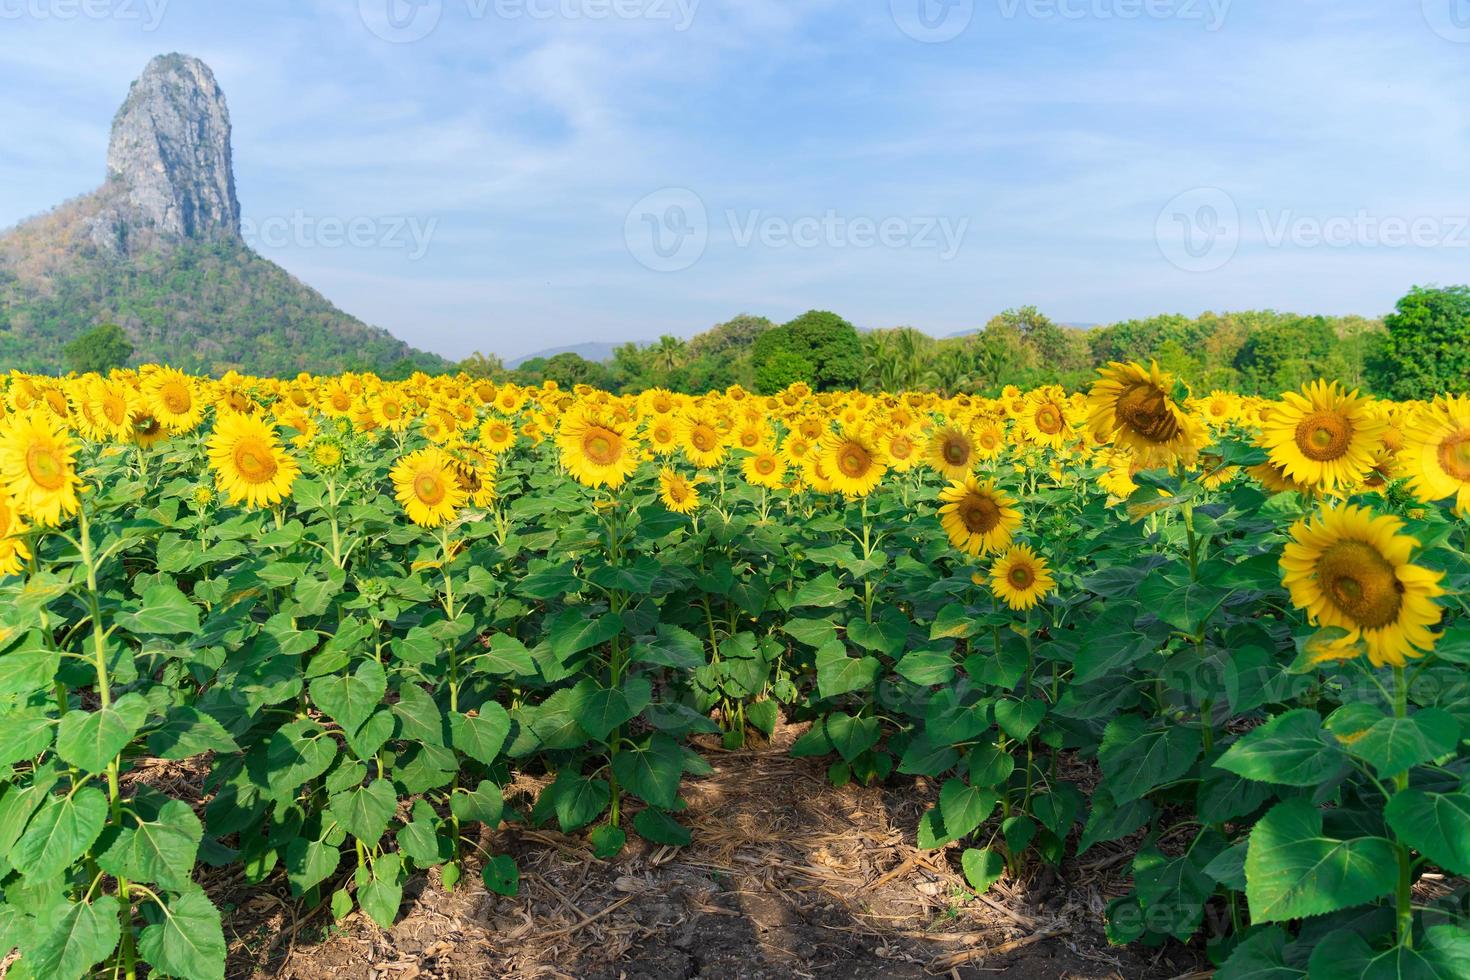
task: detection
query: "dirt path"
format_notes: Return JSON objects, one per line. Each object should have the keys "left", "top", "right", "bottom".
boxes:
{"left": 220, "top": 724, "right": 1206, "bottom": 979}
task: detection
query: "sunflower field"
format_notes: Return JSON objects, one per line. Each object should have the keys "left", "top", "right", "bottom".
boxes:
{"left": 0, "top": 363, "right": 1467, "bottom": 979}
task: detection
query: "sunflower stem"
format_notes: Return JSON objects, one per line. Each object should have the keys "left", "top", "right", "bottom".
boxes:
{"left": 1392, "top": 665, "right": 1414, "bottom": 949}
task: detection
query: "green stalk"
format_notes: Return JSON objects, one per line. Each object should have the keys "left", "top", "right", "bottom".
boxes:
{"left": 1392, "top": 665, "right": 1414, "bottom": 949}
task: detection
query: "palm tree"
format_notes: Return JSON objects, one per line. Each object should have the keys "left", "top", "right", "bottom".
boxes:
{"left": 653, "top": 335, "right": 686, "bottom": 374}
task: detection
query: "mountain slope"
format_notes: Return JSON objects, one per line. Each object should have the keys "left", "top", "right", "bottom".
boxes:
{"left": 0, "top": 53, "right": 447, "bottom": 376}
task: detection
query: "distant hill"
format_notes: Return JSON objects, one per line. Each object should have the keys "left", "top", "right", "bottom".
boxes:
{"left": 0, "top": 53, "right": 447, "bottom": 376}
{"left": 508, "top": 342, "right": 625, "bottom": 368}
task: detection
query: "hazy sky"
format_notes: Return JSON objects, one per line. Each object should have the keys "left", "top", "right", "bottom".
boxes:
{"left": 2, "top": 0, "right": 1468, "bottom": 361}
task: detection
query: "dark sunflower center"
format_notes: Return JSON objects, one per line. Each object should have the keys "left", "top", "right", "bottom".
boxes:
{"left": 691, "top": 426, "right": 717, "bottom": 452}
{"left": 958, "top": 493, "right": 1001, "bottom": 534}
{"left": 233, "top": 439, "right": 277, "bottom": 483}
{"left": 584, "top": 429, "right": 620, "bottom": 466}
{"left": 1115, "top": 383, "right": 1178, "bottom": 444}
{"left": 1008, "top": 564, "right": 1035, "bottom": 589}
{"left": 1317, "top": 540, "right": 1403, "bottom": 629}
{"left": 1295, "top": 411, "right": 1353, "bottom": 462}
{"left": 756, "top": 457, "right": 776, "bottom": 475}
{"left": 943, "top": 434, "right": 972, "bottom": 466}
{"left": 415, "top": 473, "right": 446, "bottom": 506}
{"left": 1438, "top": 432, "right": 1470, "bottom": 481}
{"left": 838, "top": 442, "right": 872, "bottom": 478}
{"left": 1035, "top": 406, "right": 1063, "bottom": 434}
{"left": 26, "top": 445, "right": 64, "bottom": 490}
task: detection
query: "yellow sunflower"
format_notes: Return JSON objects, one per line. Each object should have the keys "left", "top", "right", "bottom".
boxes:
{"left": 1398, "top": 394, "right": 1470, "bottom": 516}
{"left": 84, "top": 378, "right": 137, "bottom": 441}
{"left": 143, "top": 367, "right": 205, "bottom": 432}
{"left": 0, "top": 410, "right": 81, "bottom": 526}
{"left": 884, "top": 428, "right": 921, "bottom": 472}
{"left": 1261, "top": 380, "right": 1386, "bottom": 492}
{"left": 658, "top": 467, "right": 700, "bottom": 515}
{"left": 1019, "top": 390, "right": 1074, "bottom": 450}
{"left": 1086, "top": 361, "right": 1203, "bottom": 470}
{"left": 643, "top": 414, "right": 680, "bottom": 456}
{"left": 987, "top": 544, "right": 1055, "bottom": 611}
{"left": 1280, "top": 505, "right": 1445, "bottom": 668}
{"left": 678, "top": 412, "right": 728, "bottom": 469}
{"left": 206, "top": 412, "right": 300, "bottom": 508}
{"left": 937, "top": 476, "right": 1021, "bottom": 556}
{"left": 557, "top": 407, "right": 640, "bottom": 489}
{"left": 479, "top": 416, "right": 518, "bottom": 453}
{"left": 0, "top": 490, "right": 31, "bottom": 575}
{"left": 391, "top": 447, "right": 467, "bottom": 527}
{"left": 926, "top": 425, "right": 978, "bottom": 481}
{"left": 742, "top": 448, "right": 786, "bottom": 489}
{"left": 818, "top": 427, "right": 889, "bottom": 498}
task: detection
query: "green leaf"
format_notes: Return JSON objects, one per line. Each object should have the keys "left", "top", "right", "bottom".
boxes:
{"left": 1134, "top": 838, "right": 1222, "bottom": 940}
{"left": 308, "top": 659, "right": 387, "bottom": 735}
{"left": 0, "top": 647, "right": 59, "bottom": 696}
{"left": 1244, "top": 799, "right": 1397, "bottom": 923}
{"left": 569, "top": 677, "right": 652, "bottom": 741}
{"left": 97, "top": 799, "right": 202, "bottom": 891}
{"left": 611, "top": 735, "right": 683, "bottom": 809}
{"left": 1307, "top": 926, "right": 1470, "bottom": 980}
{"left": 145, "top": 706, "right": 239, "bottom": 760}
{"left": 482, "top": 854, "right": 520, "bottom": 896}
{"left": 894, "top": 648, "right": 956, "bottom": 686}
{"left": 815, "top": 644, "right": 880, "bottom": 700}
{"left": 633, "top": 807, "right": 691, "bottom": 846}
{"left": 27, "top": 896, "right": 121, "bottom": 980}
{"left": 1216, "top": 709, "right": 1347, "bottom": 786}
{"left": 792, "top": 572, "right": 854, "bottom": 608}
{"left": 328, "top": 780, "right": 398, "bottom": 846}
{"left": 994, "top": 698, "right": 1046, "bottom": 741}
{"left": 138, "top": 887, "right": 226, "bottom": 980}
{"left": 118, "top": 583, "right": 201, "bottom": 635}
{"left": 631, "top": 624, "right": 706, "bottom": 669}
{"left": 961, "top": 847, "right": 1005, "bottom": 895}
{"left": 1079, "top": 794, "right": 1154, "bottom": 856}
{"left": 0, "top": 707, "right": 55, "bottom": 767}
{"left": 824, "top": 712, "right": 880, "bottom": 763}
{"left": 967, "top": 741, "right": 1016, "bottom": 788}
{"left": 284, "top": 836, "right": 342, "bottom": 897}
{"left": 589, "top": 824, "right": 626, "bottom": 859}
{"left": 450, "top": 780, "right": 504, "bottom": 827}
{"left": 477, "top": 634, "right": 537, "bottom": 676}
{"left": 939, "top": 779, "right": 1000, "bottom": 838}
{"left": 14, "top": 786, "right": 108, "bottom": 879}
{"left": 1137, "top": 573, "right": 1231, "bottom": 634}
{"left": 1384, "top": 789, "right": 1470, "bottom": 876}
{"left": 398, "top": 800, "right": 451, "bottom": 868}
{"left": 1215, "top": 926, "right": 1306, "bottom": 980}
{"left": 358, "top": 852, "right": 404, "bottom": 928}
{"left": 1351, "top": 710, "right": 1461, "bottom": 778}
{"left": 449, "top": 704, "right": 512, "bottom": 765}
{"left": 55, "top": 692, "right": 149, "bottom": 774}
{"left": 545, "top": 772, "right": 609, "bottom": 833}
{"left": 1098, "top": 715, "right": 1201, "bottom": 803}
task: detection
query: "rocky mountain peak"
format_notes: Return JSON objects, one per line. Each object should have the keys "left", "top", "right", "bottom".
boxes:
{"left": 105, "top": 53, "right": 241, "bottom": 243}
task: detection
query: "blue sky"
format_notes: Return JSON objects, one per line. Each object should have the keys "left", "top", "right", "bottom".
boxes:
{"left": 2, "top": 0, "right": 1469, "bottom": 361}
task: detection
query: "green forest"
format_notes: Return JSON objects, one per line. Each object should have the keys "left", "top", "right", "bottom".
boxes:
{"left": 472, "top": 285, "right": 1470, "bottom": 401}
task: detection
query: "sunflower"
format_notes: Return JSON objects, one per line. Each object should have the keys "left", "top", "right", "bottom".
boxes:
{"left": 1398, "top": 395, "right": 1470, "bottom": 516}
{"left": 143, "top": 367, "right": 205, "bottom": 432}
{"left": 83, "top": 378, "right": 136, "bottom": 441}
{"left": 373, "top": 390, "right": 413, "bottom": 433}
{"left": 926, "top": 425, "right": 978, "bottom": 481}
{"left": 818, "top": 427, "right": 888, "bottom": 498}
{"left": 1261, "top": 381, "right": 1386, "bottom": 492}
{"left": 884, "top": 428, "right": 921, "bottom": 472}
{"left": 1087, "top": 361, "right": 1203, "bottom": 470}
{"left": 679, "top": 412, "right": 728, "bottom": 469}
{"left": 973, "top": 421, "right": 1006, "bottom": 460}
{"left": 0, "top": 410, "right": 81, "bottom": 526}
{"left": 392, "top": 447, "right": 467, "bottom": 527}
{"left": 130, "top": 409, "right": 169, "bottom": 449}
{"left": 479, "top": 416, "right": 518, "bottom": 453}
{"left": 1280, "top": 505, "right": 1445, "bottom": 668}
{"left": 937, "top": 477, "right": 1021, "bottom": 556}
{"left": 1019, "top": 390, "right": 1074, "bottom": 450}
{"left": 206, "top": 412, "right": 300, "bottom": 508}
{"left": 988, "top": 544, "right": 1055, "bottom": 611}
{"left": 658, "top": 467, "right": 700, "bottom": 515}
{"left": 643, "top": 414, "right": 680, "bottom": 456}
{"left": 310, "top": 439, "right": 345, "bottom": 472}
{"left": 557, "top": 407, "right": 640, "bottom": 489}
{"left": 0, "top": 490, "right": 31, "bottom": 576}
{"left": 742, "top": 448, "right": 786, "bottom": 489}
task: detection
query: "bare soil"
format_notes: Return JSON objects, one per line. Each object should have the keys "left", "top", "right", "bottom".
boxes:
{"left": 216, "top": 722, "right": 1209, "bottom": 980}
